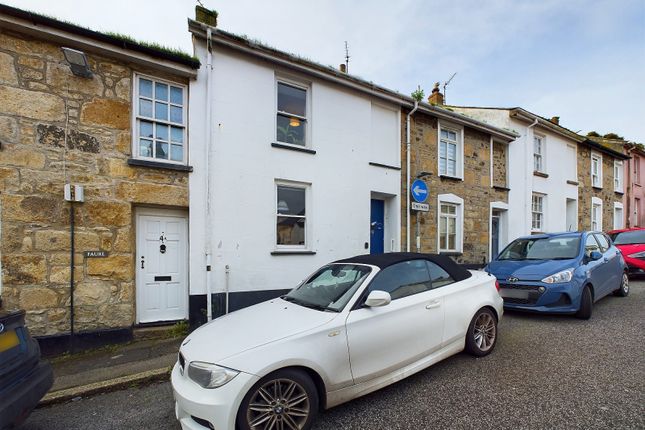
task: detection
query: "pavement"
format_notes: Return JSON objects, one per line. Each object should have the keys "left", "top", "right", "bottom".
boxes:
{"left": 23, "top": 281, "right": 645, "bottom": 430}
{"left": 40, "top": 335, "right": 183, "bottom": 405}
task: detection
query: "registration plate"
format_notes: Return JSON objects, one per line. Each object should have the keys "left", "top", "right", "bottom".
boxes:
{"left": 0, "top": 330, "right": 20, "bottom": 352}
{"left": 500, "top": 288, "right": 529, "bottom": 299}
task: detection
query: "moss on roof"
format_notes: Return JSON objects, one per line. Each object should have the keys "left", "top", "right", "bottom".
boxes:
{"left": 105, "top": 32, "right": 199, "bottom": 63}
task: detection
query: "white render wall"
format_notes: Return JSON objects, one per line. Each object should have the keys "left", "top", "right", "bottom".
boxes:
{"left": 453, "top": 108, "right": 579, "bottom": 242}
{"left": 189, "top": 43, "right": 401, "bottom": 296}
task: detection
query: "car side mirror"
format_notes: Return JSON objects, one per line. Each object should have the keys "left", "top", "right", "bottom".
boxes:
{"left": 365, "top": 290, "right": 391, "bottom": 307}
{"left": 589, "top": 251, "right": 603, "bottom": 261}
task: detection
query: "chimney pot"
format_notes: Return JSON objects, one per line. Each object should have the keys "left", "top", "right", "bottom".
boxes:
{"left": 550, "top": 116, "right": 560, "bottom": 125}
{"left": 428, "top": 82, "right": 444, "bottom": 106}
{"left": 339, "top": 64, "right": 346, "bottom": 73}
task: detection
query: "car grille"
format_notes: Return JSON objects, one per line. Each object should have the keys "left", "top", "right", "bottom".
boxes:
{"left": 499, "top": 283, "right": 544, "bottom": 305}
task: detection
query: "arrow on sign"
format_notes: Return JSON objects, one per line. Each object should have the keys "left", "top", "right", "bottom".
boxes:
{"left": 413, "top": 185, "right": 428, "bottom": 196}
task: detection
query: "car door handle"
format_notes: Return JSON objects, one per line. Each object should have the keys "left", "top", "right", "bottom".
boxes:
{"left": 425, "top": 300, "right": 441, "bottom": 309}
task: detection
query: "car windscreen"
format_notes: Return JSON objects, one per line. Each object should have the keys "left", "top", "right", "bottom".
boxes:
{"left": 283, "top": 264, "right": 372, "bottom": 312}
{"left": 610, "top": 230, "right": 645, "bottom": 245}
{"left": 497, "top": 236, "right": 580, "bottom": 261}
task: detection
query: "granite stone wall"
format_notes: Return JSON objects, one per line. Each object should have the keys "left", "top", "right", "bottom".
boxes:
{"left": 0, "top": 30, "right": 189, "bottom": 335}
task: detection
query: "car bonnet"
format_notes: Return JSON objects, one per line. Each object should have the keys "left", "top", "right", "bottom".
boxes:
{"left": 488, "top": 259, "right": 577, "bottom": 282}
{"left": 179, "top": 298, "right": 338, "bottom": 365}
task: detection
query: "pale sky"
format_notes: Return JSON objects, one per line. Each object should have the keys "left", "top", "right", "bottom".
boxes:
{"left": 4, "top": 0, "right": 645, "bottom": 141}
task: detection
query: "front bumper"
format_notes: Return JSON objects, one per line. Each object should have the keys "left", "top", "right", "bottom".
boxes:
{"left": 0, "top": 360, "right": 53, "bottom": 428}
{"left": 622, "top": 256, "right": 645, "bottom": 274}
{"left": 171, "top": 362, "right": 259, "bottom": 430}
{"left": 499, "top": 281, "right": 579, "bottom": 314}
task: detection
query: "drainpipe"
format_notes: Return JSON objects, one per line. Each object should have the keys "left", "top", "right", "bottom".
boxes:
{"left": 406, "top": 101, "right": 419, "bottom": 252}
{"left": 626, "top": 146, "right": 633, "bottom": 227}
{"left": 205, "top": 27, "right": 214, "bottom": 322}
{"left": 224, "top": 264, "right": 230, "bottom": 314}
{"left": 525, "top": 118, "right": 539, "bottom": 233}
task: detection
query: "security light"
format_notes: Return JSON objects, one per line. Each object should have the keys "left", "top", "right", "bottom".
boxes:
{"left": 61, "top": 47, "right": 92, "bottom": 78}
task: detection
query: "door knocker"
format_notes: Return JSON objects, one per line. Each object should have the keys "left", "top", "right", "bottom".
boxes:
{"left": 159, "top": 233, "right": 167, "bottom": 254}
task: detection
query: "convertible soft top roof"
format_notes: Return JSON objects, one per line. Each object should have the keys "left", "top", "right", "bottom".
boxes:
{"left": 333, "top": 252, "right": 472, "bottom": 282}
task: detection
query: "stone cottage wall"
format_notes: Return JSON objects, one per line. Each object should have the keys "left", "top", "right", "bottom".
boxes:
{"left": 576, "top": 144, "right": 622, "bottom": 231}
{"left": 0, "top": 30, "right": 189, "bottom": 336}
{"left": 400, "top": 111, "right": 508, "bottom": 265}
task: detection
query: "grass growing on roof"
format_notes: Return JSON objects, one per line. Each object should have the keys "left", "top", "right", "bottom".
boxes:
{"left": 105, "top": 32, "right": 198, "bottom": 62}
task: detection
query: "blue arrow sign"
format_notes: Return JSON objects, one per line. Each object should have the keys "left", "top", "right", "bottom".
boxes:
{"left": 411, "top": 179, "right": 428, "bottom": 203}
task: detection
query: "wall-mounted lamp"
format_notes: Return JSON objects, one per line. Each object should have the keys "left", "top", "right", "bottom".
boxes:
{"left": 61, "top": 47, "right": 93, "bottom": 78}
{"left": 415, "top": 171, "right": 432, "bottom": 179}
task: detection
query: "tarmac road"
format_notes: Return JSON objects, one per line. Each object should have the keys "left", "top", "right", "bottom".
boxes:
{"left": 23, "top": 281, "right": 645, "bottom": 430}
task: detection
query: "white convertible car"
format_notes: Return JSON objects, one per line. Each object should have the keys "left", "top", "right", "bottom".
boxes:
{"left": 171, "top": 253, "right": 503, "bottom": 430}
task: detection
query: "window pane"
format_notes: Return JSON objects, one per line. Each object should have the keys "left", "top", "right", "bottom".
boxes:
{"left": 439, "top": 158, "right": 446, "bottom": 174}
{"left": 277, "top": 114, "right": 306, "bottom": 146}
{"left": 277, "top": 217, "right": 305, "bottom": 245}
{"left": 171, "top": 126, "right": 183, "bottom": 143}
{"left": 367, "top": 260, "right": 431, "bottom": 300}
{"left": 439, "top": 217, "right": 447, "bottom": 234}
{"left": 155, "top": 82, "right": 168, "bottom": 101}
{"left": 448, "top": 159, "right": 456, "bottom": 176}
{"left": 139, "top": 139, "right": 153, "bottom": 157}
{"left": 139, "top": 78, "right": 153, "bottom": 98}
{"left": 277, "top": 82, "right": 306, "bottom": 117}
{"left": 139, "top": 120, "right": 153, "bottom": 138}
{"left": 447, "top": 131, "right": 456, "bottom": 141}
{"left": 447, "top": 142, "right": 456, "bottom": 159}
{"left": 139, "top": 99, "right": 153, "bottom": 117}
{"left": 170, "top": 86, "right": 183, "bottom": 105}
{"left": 170, "top": 144, "right": 183, "bottom": 162}
{"left": 439, "top": 141, "right": 446, "bottom": 158}
{"left": 448, "top": 233, "right": 456, "bottom": 250}
{"left": 156, "top": 123, "right": 168, "bottom": 141}
{"left": 427, "top": 262, "right": 454, "bottom": 288}
{"left": 448, "top": 217, "right": 456, "bottom": 234}
{"left": 170, "top": 105, "right": 183, "bottom": 123}
{"left": 277, "top": 186, "right": 305, "bottom": 216}
{"left": 155, "top": 141, "right": 168, "bottom": 159}
{"left": 155, "top": 102, "right": 168, "bottom": 121}
{"left": 441, "top": 204, "right": 456, "bottom": 215}
{"left": 440, "top": 235, "right": 447, "bottom": 250}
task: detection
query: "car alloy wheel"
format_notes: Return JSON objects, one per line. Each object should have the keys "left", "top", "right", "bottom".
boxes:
{"left": 614, "top": 272, "right": 629, "bottom": 297}
{"left": 473, "top": 312, "right": 496, "bottom": 352}
{"left": 245, "top": 378, "right": 310, "bottom": 430}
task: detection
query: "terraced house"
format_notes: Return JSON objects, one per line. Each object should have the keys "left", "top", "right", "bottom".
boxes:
{"left": 0, "top": 5, "right": 199, "bottom": 348}
{"left": 452, "top": 106, "right": 629, "bottom": 237}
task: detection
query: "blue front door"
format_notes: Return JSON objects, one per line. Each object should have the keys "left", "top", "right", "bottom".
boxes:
{"left": 370, "top": 199, "right": 385, "bottom": 254}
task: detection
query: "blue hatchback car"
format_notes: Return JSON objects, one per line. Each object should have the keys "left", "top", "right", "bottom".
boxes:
{"left": 486, "top": 231, "right": 629, "bottom": 319}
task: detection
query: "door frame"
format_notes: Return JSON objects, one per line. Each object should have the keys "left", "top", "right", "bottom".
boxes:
{"left": 489, "top": 202, "right": 509, "bottom": 261}
{"left": 135, "top": 207, "right": 189, "bottom": 324}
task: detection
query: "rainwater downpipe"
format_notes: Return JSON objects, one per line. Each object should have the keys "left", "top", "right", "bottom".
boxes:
{"left": 525, "top": 118, "right": 539, "bottom": 233}
{"left": 225, "top": 265, "right": 230, "bottom": 314}
{"left": 406, "top": 101, "right": 419, "bottom": 252}
{"left": 205, "top": 27, "right": 214, "bottom": 322}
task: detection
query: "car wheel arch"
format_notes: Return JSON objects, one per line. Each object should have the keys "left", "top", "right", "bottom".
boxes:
{"left": 255, "top": 365, "right": 328, "bottom": 411}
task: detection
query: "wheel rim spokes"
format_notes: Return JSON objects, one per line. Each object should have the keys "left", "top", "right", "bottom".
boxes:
{"left": 247, "top": 379, "right": 310, "bottom": 430}
{"left": 474, "top": 313, "right": 496, "bottom": 352}
{"left": 623, "top": 275, "right": 629, "bottom": 292}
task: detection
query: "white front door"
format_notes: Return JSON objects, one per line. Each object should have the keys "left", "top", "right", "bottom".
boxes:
{"left": 136, "top": 209, "right": 188, "bottom": 323}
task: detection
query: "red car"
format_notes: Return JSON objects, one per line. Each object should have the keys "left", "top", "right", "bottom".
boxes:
{"left": 608, "top": 228, "right": 645, "bottom": 275}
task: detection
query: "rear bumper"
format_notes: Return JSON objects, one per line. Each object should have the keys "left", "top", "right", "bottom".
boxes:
{"left": 0, "top": 360, "right": 53, "bottom": 428}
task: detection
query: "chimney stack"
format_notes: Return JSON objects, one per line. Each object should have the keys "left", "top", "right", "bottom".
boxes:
{"left": 195, "top": 5, "right": 218, "bottom": 27}
{"left": 428, "top": 82, "right": 444, "bottom": 105}
{"left": 550, "top": 116, "right": 560, "bottom": 125}
{"left": 339, "top": 64, "right": 346, "bottom": 73}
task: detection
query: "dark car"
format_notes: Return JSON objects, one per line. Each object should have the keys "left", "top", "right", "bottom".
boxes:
{"left": 0, "top": 310, "right": 53, "bottom": 429}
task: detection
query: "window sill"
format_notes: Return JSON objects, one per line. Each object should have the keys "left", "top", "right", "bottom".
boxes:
{"left": 270, "top": 250, "right": 317, "bottom": 256}
{"left": 615, "top": 190, "right": 625, "bottom": 195}
{"left": 439, "top": 251, "right": 462, "bottom": 257}
{"left": 271, "top": 142, "right": 316, "bottom": 154}
{"left": 439, "top": 174, "right": 463, "bottom": 181}
{"left": 592, "top": 186, "right": 603, "bottom": 191}
{"left": 533, "top": 171, "right": 549, "bottom": 178}
{"left": 127, "top": 158, "right": 193, "bottom": 172}
{"left": 493, "top": 185, "right": 510, "bottom": 191}
{"left": 531, "top": 231, "right": 545, "bottom": 235}
{"left": 567, "top": 180, "right": 579, "bottom": 186}
{"left": 369, "top": 162, "right": 401, "bottom": 171}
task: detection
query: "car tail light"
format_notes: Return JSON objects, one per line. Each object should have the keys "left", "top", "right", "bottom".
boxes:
{"left": 495, "top": 280, "right": 500, "bottom": 292}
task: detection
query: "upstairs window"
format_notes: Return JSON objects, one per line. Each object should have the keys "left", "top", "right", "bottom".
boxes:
{"left": 134, "top": 75, "right": 187, "bottom": 163}
{"left": 591, "top": 152, "right": 603, "bottom": 188}
{"left": 439, "top": 124, "right": 463, "bottom": 178}
{"left": 635, "top": 156, "right": 641, "bottom": 184}
{"left": 533, "top": 135, "right": 545, "bottom": 173}
{"left": 276, "top": 81, "right": 308, "bottom": 147}
{"left": 614, "top": 160, "right": 624, "bottom": 193}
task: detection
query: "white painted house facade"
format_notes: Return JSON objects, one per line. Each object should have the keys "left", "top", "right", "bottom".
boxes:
{"left": 452, "top": 107, "right": 581, "bottom": 243}
{"left": 187, "top": 22, "right": 404, "bottom": 321}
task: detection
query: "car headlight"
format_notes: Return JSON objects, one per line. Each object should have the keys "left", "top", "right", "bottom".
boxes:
{"left": 187, "top": 361, "right": 239, "bottom": 388}
{"left": 541, "top": 268, "right": 574, "bottom": 284}
{"left": 628, "top": 251, "right": 645, "bottom": 258}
